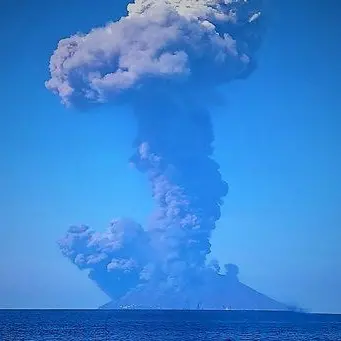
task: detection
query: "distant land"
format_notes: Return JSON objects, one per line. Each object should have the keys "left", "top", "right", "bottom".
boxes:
{"left": 100, "top": 274, "right": 292, "bottom": 311}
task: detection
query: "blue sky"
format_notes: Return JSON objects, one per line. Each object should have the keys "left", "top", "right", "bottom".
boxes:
{"left": 1, "top": 0, "right": 340, "bottom": 313}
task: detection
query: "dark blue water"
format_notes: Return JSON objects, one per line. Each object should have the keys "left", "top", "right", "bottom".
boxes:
{"left": 1, "top": 310, "right": 341, "bottom": 341}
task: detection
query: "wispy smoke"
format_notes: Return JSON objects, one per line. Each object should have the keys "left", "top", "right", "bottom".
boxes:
{"left": 46, "top": 0, "right": 264, "bottom": 309}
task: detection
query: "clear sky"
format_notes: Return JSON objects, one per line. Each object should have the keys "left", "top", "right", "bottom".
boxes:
{"left": 1, "top": 0, "right": 340, "bottom": 313}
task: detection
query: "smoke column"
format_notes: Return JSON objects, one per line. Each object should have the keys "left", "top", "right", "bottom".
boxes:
{"left": 46, "top": 0, "right": 263, "bottom": 309}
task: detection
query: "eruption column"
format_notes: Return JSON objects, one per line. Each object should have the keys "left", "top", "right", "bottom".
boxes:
{"left": 131, "top": 97, "right": 228, "bottom": 276}
{"left": 46, "top": 0, "right": 264, "bottom": 308}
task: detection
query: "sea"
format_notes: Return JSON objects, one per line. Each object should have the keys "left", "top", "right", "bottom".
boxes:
{"left": 0, "top": 310, "right": 340, "bottom": 341}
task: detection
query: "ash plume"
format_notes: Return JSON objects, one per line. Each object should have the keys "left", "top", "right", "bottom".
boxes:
{"left": 46, "top": 0, "right": 266, "bottom": 309}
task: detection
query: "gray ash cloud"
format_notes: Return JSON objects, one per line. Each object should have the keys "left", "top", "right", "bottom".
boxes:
{"left": 47, "top": 0, "right": 264, "bottom": 308}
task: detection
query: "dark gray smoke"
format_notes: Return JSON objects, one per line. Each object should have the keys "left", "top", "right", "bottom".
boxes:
{"left": 47, "top": 0, "right": 264, "bottom": 309}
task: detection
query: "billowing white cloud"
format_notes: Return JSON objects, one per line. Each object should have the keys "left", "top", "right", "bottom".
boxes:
{"left": 46, "top": 0, "right": 261, "bottom": 106}
{"left": 128, "top": 0, "right": 261, "bottom": 27}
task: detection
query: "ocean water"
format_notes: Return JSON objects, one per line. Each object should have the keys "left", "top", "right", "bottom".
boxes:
{"left": 0, "top": 310, "right": 340, "bottom": 341}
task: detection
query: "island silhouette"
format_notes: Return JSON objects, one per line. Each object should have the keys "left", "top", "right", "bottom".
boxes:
{"left": 99, "top": 264, "right": 289, "bottom": 310}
